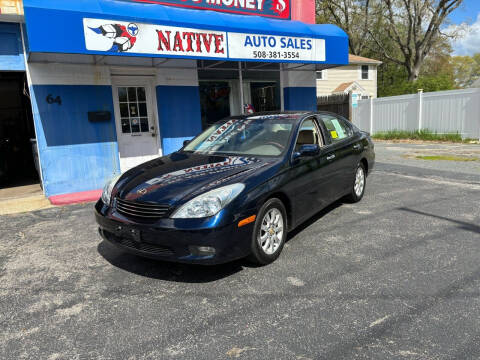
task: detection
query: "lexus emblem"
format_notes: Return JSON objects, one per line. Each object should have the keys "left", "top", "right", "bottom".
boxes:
{"left": 137, "top": 188, "right": 147, "bottom": 195}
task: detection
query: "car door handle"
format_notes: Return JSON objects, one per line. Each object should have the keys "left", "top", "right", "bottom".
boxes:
{"left": 326, "top": 154, "right": 336, "bottom": 161}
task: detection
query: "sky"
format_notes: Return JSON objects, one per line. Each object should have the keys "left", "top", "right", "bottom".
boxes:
{"left": 447, "top": 0, "right": 480, "bottom": 56}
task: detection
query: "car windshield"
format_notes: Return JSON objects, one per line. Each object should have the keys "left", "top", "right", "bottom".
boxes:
{"left": 183, "top": 116, "right": 295, "bottom": 157}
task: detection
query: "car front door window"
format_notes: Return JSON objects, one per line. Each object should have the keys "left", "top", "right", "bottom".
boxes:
{"left": 294, "top": 118, "right": 323, "bottom": 152}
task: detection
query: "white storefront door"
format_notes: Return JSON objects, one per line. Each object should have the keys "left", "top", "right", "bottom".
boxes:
{"left": 112, "top": 77, "right": 160, "bottom": 172}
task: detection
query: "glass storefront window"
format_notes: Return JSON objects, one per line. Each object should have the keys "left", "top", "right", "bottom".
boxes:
{"left": 250, "top": 82, "right": 280, "bottom": 113}
{"left": 199, "top": 81, "right": 232, "bottom": 129}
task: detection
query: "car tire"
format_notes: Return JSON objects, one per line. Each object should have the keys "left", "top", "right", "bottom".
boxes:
{"left": 248, "top": 198, "right": 287, "bottom": 265}
{"left": 346, "top": 162, "right": 366, "bottom": 203}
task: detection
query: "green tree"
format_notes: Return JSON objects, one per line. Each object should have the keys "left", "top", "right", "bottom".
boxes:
{"left": 420, "top": 37, "right": 455, "bottom": 78}
{"left": 450, "top": 54, "right": 480, "bottom": 88}
{"left": 377, "top": 36, "right": 455, "bottom": 95}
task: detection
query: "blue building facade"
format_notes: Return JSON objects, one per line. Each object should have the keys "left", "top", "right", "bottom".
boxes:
{"left": 3, "top": 0, "right": 348, "bottom": 200}
{"left": 0, "top": 22, "right": 25, "bottom": 71}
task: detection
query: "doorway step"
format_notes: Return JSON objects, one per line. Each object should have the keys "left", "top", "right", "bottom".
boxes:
{"left": 0, "top": 184, "right": 52, "bottom": 215}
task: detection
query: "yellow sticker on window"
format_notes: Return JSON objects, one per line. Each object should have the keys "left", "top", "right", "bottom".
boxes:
{"left": 330, "top": 130, "right": 338, "bottom": 139}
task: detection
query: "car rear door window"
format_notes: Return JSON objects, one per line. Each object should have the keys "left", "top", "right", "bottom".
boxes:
{"left": 319, "top": 115, "right": 353, "bottom": 143}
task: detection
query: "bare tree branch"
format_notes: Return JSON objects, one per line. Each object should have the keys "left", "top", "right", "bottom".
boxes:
{"left": 316, "top": 0, "right": 464, "bottom": 81}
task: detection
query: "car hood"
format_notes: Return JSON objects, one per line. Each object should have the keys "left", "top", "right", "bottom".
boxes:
{"left": 114, "top": 152, "right": 279, "bottom": 205}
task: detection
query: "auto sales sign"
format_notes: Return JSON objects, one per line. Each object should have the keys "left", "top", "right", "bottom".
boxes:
{"left": 118, "top": 0, "right": 291, "bottom": 19}
{"left": 84, "top": 18, "right": 326, "bottom": 63}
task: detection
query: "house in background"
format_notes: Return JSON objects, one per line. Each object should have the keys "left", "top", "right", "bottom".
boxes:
{"left": 317, "top": 54, "right": 382, "bottom": 99}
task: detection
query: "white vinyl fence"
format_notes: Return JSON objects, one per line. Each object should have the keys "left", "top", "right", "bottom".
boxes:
{"left": 352, "top": 88, "right": 480, "bottom": 139}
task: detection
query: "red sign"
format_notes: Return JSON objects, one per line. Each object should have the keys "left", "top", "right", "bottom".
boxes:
{"left": 123, "top": 0, "right": 291, "bottom": 19}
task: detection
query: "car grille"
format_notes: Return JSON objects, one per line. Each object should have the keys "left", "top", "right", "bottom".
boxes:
{"left": 115, "top": 198, "right": 170, "bottom": 219}
{"left": 102, "top": 230, "right": 174, "bottom": 256}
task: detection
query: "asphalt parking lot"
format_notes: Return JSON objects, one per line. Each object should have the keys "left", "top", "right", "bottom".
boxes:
{"left": 1, "top": 141, "right": 479, "bottom": 360}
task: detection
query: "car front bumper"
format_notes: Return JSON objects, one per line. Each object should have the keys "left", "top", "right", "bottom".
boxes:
{"left": 95, "top": 201, "right": 255, "bottom": 265}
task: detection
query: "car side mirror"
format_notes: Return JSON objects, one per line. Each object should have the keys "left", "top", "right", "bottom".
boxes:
{"left": 183, "top": 139, "right": 191, "bottom": 147}
{"left": 293, "top": 144, "right": 320, "bottom": 160}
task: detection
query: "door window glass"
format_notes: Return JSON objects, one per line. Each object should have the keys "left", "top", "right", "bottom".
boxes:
{"left": 320, "top": 115, "right": 353, "bottom": 143}
{"left": 117, "top": 86, "right": 149, "bottom": 134}
{"left": 295, "top": 118, "right": 322, "bottom": 152}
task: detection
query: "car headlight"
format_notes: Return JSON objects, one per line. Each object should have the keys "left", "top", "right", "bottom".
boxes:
{"left": 101, "top": 174, "right": 121, "bottom": 205}
{"left": 171, "top": 183, "right": 245, "bottom": 219}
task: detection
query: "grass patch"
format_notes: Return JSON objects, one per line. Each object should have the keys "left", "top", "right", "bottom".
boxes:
{"left": 372, "top": 129, "right": 464, "bottom": 142}
{"left": 415, "top": 155, "right": 479, "bottom": 162}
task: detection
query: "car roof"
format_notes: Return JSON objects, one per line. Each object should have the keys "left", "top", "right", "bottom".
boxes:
{"left": 210, "top": 111, "right": 345, "bottom": 127}
{"left": 235, "top": 111, "right": 341, "bottom": 122}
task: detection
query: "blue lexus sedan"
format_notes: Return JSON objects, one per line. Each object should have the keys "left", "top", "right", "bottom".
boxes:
{"left": 95, "top": 112, "right": 375, "bottom": 265}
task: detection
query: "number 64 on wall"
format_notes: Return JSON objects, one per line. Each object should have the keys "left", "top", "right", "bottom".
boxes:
{"left": 46, "top": 94, "right": 62, "bottom": 105}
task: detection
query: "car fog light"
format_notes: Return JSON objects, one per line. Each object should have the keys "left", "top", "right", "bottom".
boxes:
{"left": 189, "top": 246, "right": 216, "bottom": 257}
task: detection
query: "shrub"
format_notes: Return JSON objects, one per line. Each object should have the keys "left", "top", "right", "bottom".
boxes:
{"left": 380, "top": 75, "right": 456, "bottom": 97}
{"left": 372, "top": 129, "right": 463, "bottom": 142}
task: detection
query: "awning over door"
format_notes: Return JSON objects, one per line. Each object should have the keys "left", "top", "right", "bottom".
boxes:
{"left": 23, "top": 0, "right": 348, "bottom": 65}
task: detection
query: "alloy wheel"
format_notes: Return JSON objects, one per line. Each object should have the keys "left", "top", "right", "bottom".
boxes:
{"left": 258, "top": 208, "right": 284, "bottom": 255}
{"left": 354, "top": 166, "right": 365, "bottom": 197}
